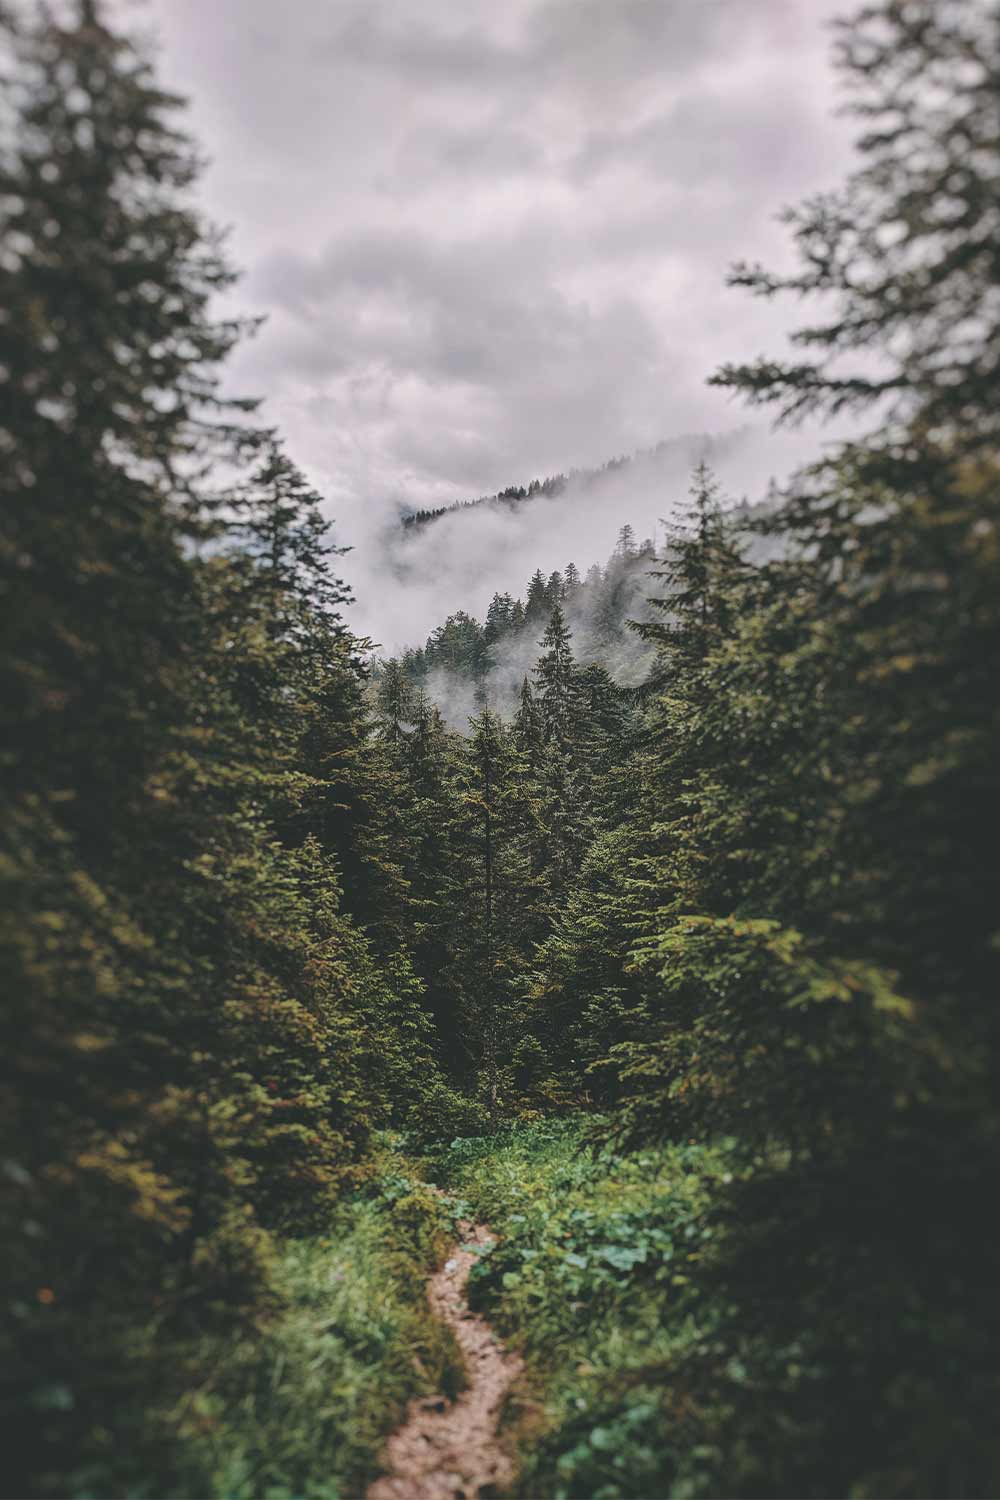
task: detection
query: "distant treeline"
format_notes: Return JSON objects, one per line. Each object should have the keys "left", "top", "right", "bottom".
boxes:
{"left": 381, "top": 525, "right": 657, "bottom": 713}
{"left": 397, "top": 443, "right": 724, "bottom": 534}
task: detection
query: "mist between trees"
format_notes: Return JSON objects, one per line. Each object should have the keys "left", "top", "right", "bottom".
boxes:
{"left": 2, "top": 1, "right": 999, "bottom": 1498}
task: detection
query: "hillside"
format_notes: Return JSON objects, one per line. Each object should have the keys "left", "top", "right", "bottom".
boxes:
{"left": 375, "top": 526, "right": 658, "bottom": 725}
{"left": 397, "top": 433, "right": 750, "bottom": 536}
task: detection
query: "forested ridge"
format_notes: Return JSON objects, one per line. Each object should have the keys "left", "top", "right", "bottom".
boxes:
{"left": 374, "top": 525, "right": 667, "bottom": 724}
{"left": 397, "top": 435, "right": 744, "bottom": 535}
{"left": 2, "top": 2, "right": 999, "bottom": 1498}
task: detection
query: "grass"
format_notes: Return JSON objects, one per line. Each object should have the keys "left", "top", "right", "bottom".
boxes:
{"left": 434, "top": 1120, "right": 738, "bottom": 1500}
{"left": 164, "top": 1147, "right": 464, "bottom": 1500}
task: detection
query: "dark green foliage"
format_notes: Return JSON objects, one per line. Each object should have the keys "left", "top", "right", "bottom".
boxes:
{"left": 437, "top": 710, "right": 540, "bottom": 1117}
{"left": 566, "top": 4, "right": 1000, "bottom": 1491}
{"left": 711, "top": 0, "right": 1000, "bottom": 442}
{"left": 167, "top": 1152, "right": 462, "bottom": 1500}
{"left": 3, "top": 0, "right": 998, "bottom": 1494}
{"left": 0, "top": 7, "right": 443, "bottom": 1494}
{"left": 444, "top": 1122, "right": 738, "bottom": 1500}
{"left": 382, "top": 535, "right": 660, "bottom": 721}
{"left": 399, "top": 7, "right": 1000, "bottom": 1495}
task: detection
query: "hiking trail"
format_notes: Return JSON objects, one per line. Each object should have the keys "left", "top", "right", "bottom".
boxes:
{"left": 366, "top": 1218, "right": 523, "bottom": 1500}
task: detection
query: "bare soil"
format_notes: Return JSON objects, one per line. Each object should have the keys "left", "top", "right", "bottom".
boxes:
{"left": 366, "top": 1219, "right": 523, "bottom": 1500}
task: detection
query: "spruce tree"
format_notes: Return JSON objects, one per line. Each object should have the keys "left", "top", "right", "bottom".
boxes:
{"left": 535, "top": 604, "right": 579, "bottom": 752}
{"left": 524, "top": 567, "right": 550, "bottom": 625}
{"left": 530, "top": 608, "right": 593, "bottom": 903}
{"left": 441, "top": 711, "right": 535, "bottom": 1120}
{"left": 609, "top": 4, "right": 1000, "bottom": 1490}
{"left": 512, "top": 675, "right": 545, "bottom": 771}
{"left": 0, "top": 9, "right": 434, "bottom": 1490}
{"left": 711, "top": 0, "right": 1000, "bottom": 450}
{"left": 636, "top": 462, "right": 747, "bottom": 670}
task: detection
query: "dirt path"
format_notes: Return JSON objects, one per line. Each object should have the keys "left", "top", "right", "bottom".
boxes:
{"left": 366, "top": 1219, "right": 523, "bottom": 1500}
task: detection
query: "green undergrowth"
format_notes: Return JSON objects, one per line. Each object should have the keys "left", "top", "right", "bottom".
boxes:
{"left": 163, "top": 1142, "right": 464, "bottom": 1500}
{"left": 434, "top": 1120, "right": 739, "bottom": 1500}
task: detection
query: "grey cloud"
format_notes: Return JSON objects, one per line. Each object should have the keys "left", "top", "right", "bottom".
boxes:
{"left": 572, "top": 89, "right": 836, "bottom": 191}
{"left": 336, "top": 1, "right": 786, "bottom": 99}
{"left": 336, "top": 9, "right": 523, "bottom": 87}
{"left": 385, "top": 123, "right": 544, "bottom": 194}
{"left": 243, "top": 219, "right": 671, "bottom": 502}
{"left": 251, "top": 226, "right": 656, "bottom": 387}
{"left": 139, "top": 0, "right": 856, "bottom": 644}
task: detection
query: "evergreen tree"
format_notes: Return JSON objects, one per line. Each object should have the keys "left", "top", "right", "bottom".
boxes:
{"left": 615, "top": 523, "right": 636, "bottom": 558}
{"left": 484, "top": 591, "right": 516, "bottom": 644}
{"left": 591, "top": 565, "right": 630, "bottom": 646}
{"left": 524, "top": 567, "right": 550, "bottom": 625}
{"left": 425, "top": 610, "right": 490, "bottom": 681}
{"left": 529, "top": 608, "right": 594, "bottom": 903}
{"left": 636, "top": 462, "right": 747, "bottom": 670}
{"left": 711, "top": 0, "right": 1000, "bottom": 451}
{"left": 440, "top": 711, "right": 536, "bottom": 1121}
{"left": 512, "top": 675, "right": 544, "bottom": 767}
{"left": 0, "top": 9, "right": 439, "bottom": 1490}
{"left": 373, "top": 658, "right": 416, "bottom": 744}
{"left": 534, "top": 604, "right": 578, "bottom": 752}
{"left": 605, "top": 5, "right": 1000, "bottom": 1490}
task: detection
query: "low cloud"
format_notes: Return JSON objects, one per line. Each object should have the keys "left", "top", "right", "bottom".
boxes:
{"left": 133, "top": 0, "right": 855, "bottom": 643}
{"left": 347, "top": 423, "right": 837, "bottom": 657}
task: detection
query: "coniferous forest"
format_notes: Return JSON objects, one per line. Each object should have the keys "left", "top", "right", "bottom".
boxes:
{"left": 2, "top": 2, "right": 999, "bottom": 1497}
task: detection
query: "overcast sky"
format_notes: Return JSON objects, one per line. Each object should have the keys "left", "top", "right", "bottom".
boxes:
{"left": 121, "top": 0, "right": 859, "bottom": 640}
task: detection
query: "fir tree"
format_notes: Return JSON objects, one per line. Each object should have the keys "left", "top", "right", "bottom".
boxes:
{"left": 373, "top": 658, "right": 416, "bottom": 745}
{"left": 615, "top": 523, "right": 636, "bottom": 558}
{"left": 524, "top": 568, "right": 550, "bottom": 625}
{"left": 534, "top": 604, "right": 579, "bottom": 752}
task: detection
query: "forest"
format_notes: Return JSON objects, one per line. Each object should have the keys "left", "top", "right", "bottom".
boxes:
{"left": 1, "top": 1, "right": 998, "bottom": 1497}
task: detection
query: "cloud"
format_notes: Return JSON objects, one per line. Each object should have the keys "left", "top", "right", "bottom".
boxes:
{"left": 344, "top": 423, "right": 838, "bottom": 659}
{"left": 128, "top": 0, "right": 856, "bottom": 644}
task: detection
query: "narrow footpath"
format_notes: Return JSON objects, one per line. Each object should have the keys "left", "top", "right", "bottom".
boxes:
{"left": 366, "top": 1219, "right": 523, "bottom": 1500}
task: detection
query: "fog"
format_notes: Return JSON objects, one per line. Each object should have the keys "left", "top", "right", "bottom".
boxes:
{"left": 344, "top": 420, "right": 837, "bottom": 657}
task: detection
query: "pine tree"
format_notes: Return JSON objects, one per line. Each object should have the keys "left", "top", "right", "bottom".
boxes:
{"left": 227, "top": 438, "right": 352, "bottom": 625}
{"left": 591, "top": 566, "right": 630, "bottom": 646}
{"left": 711, "top": 0, "right": 1000, "bottom": 452}
{"left": 373, "top": 658, "right": 416, "bottom": 745}
{"left": 0, "top": 9, "right": 436, "bottom": 1490}
{"left": 0, "top": 0, "right": 252, "bottom": 854}
{"left": 636, "top": 462, "right": 747, "bottom": 670}
{"left": 535, "top": 604, "right": 578, "bottom": 752}
{"left": 425, "top": 610, "right": 491, "bottom": 683}
{"left": 608, "top": 5, "right": 1000, "bottom": 1490}
{"left": 530, "top": 608, "right": 594, "bottom": 903}
{"left": 524, "top": 567, "right": 550, "bottom": 625}
{"left": 615, "top": 523, "right": 636, "bottom": 558}
{"left": 441, "top": 711, "right": 535, "bottom": 1122}
{"left": 512, "top": 675, "right": 545, "bottom": 771}
{"left": 395, "top": 691, "right": 465, "bottom": 1069}
{"left": 484, "top": 591, "right": 516, "bottom": 644}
